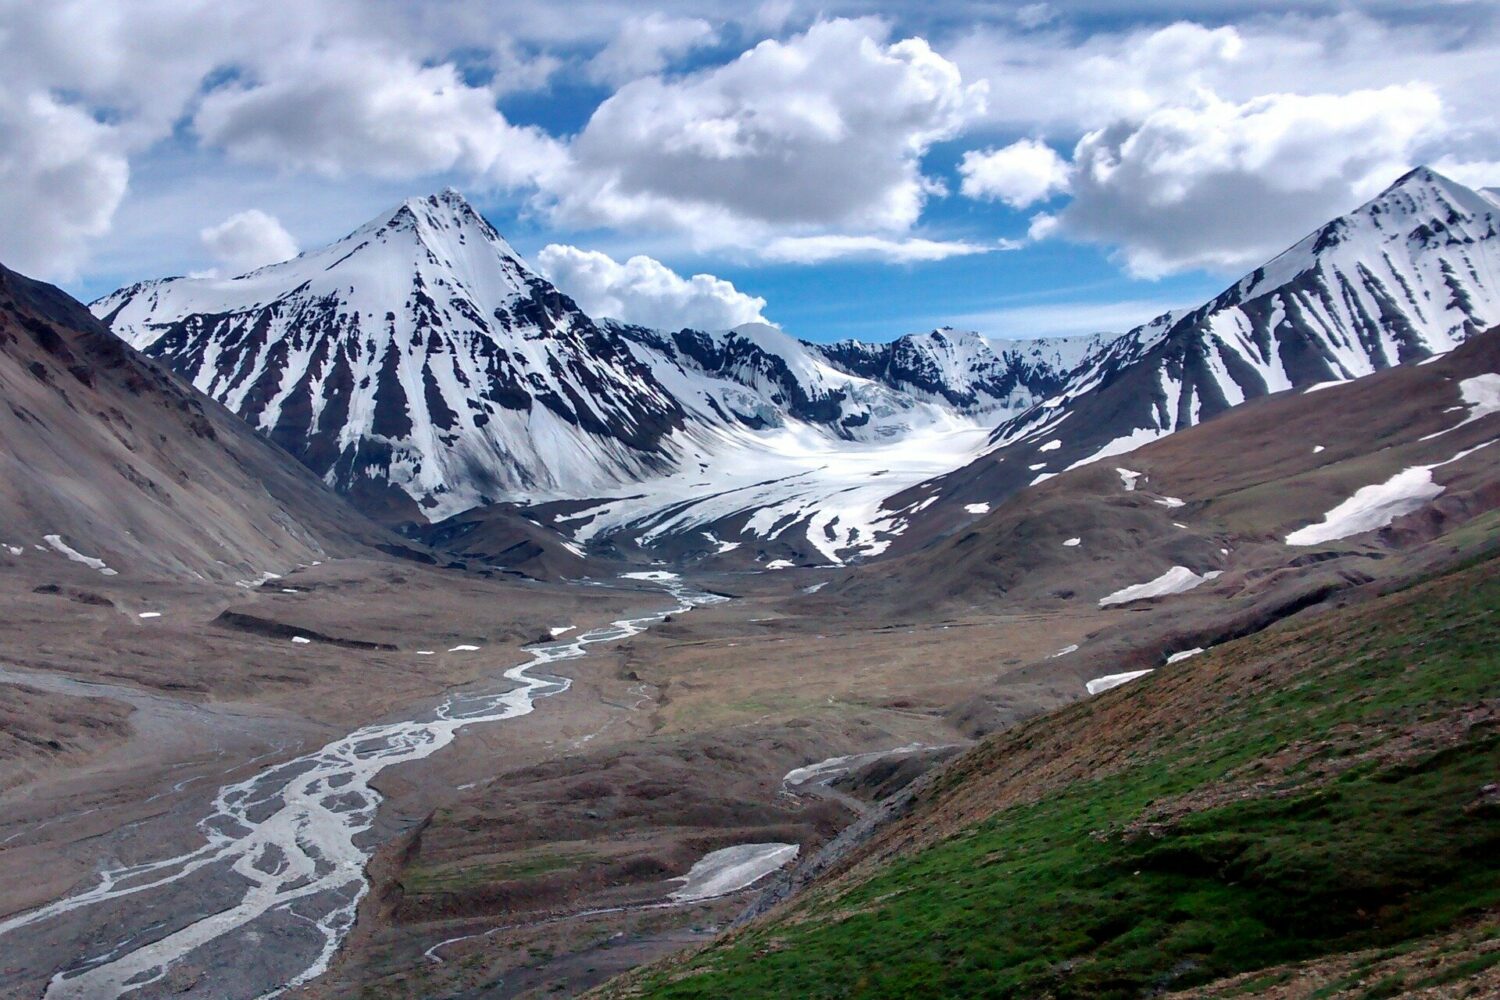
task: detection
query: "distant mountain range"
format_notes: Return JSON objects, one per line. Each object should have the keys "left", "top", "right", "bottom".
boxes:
{"left": 94, "top": 190, "right": 1100, "bottom": 526}
{"left": 91, "top": 167, "right": 1500, "bottom": 564}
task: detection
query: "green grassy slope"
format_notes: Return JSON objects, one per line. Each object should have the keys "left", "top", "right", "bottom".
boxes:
{"left": 605, "top": 554, "right": 1500, "bottom": 999}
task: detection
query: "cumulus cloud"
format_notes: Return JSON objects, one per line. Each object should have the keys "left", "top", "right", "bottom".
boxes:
{"left": 949, "top": 20, "right": 1249, "bottom": 132}
{"left": 0, "top": 1, "right": 570, "bottom": 279}
{"left": 4, "top": 2, "right": 1498, "bottom": 285}
{"left": 0, "top": 92, "right": 129, "bottom": 280}
{"left": 949, "top": 9, "right": 1500, "bottom": 144}
{"left": 587, "top": 14, "right": 718, "bottom": 85}
{"left": 194, "top": 42, "right": 566, "bottom": 187}
{"left": 552, "top": 18, "right": 987, "bottom": 245}
{"left": 0, "top": 1, "right": 262, "bottom": 144}
{"left": 959, "top": 138, "right": 1070, "bottom": 208}
{"left": 1043, "top": 85, "right": 1445, "bottom": 277}
{"left": 762, "top": 234, "right": 1013, "bottom": 264}
{"left": 200, "top": 209, "right": 300, "bottom": 275}
{"left": 537, "top": 244, "right": 768, "bottom": 330}
{"left": 944, "top": 12, "right": 1500, "bottom": 273}
{"left": 1432, "top": 156, "right": 1500, "bottom": 192}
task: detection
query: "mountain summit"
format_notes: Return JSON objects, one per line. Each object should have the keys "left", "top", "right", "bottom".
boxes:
{"left": 92, "top": 193, "right": 1096, "bottom": 533}
{"left": 981, "top": 164, "right": 1500, "bottom": 465}
{"left": 95, "top": 191, "right": 689, "bottom": 520}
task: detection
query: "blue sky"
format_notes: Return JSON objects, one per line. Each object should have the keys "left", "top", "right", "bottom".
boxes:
{"left": 4, "top": 1, "right": 1498, "bottom": 343}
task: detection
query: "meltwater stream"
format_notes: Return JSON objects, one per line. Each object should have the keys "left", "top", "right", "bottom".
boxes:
{"left": 0, "top": 573, "right": 721, "bottom": 999}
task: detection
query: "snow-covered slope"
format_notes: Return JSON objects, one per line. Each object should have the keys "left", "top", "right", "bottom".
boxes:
{"left": 575, "top": 169, "right": 1500, "bottom": 562}
{"left": 95, "top": 191, "right": 688, "bottom": 520}
{"left": 92, "top": 192, "right": 1099, "bottom": 532}
{"left": 988, "top": 167, "right": 1500, "bottom": 468}
{"left": 821, "top": 328, "right": 1110, "bottom": 413}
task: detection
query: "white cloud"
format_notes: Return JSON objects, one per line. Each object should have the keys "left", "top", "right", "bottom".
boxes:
{"left": 1026, "top": 211, "right": 1060, "bottom": 241}
{"left": 194, "top": 41, "right": 567, "bottom": 187}
{"left": 552, "top": 18, "right": 987, "bottom": 245}
{"left": 959, "top": 138, "right": 1070, "bottom": 208}
{"left": 537, "top": 244, "right": 768, "bottom": 330}
{"left": 587, "top": 14, "right": 718, "bottom": 85}
{"left": 1045, "top": 85, "right": 1445, "bottom": 277}
{"left": 951, "top": 297, "right": 1189, "bottom": 339}
{"left": 0, "top": 92, "right": 129, "bottom": 281}
{"left": 750, "top": 0, "right": 796, "bottom": 33}
{"left": 0, "top": 1, "right": 260, "bottom": 144}
{"left": 200, "top": 209, "right": 300, "bottom": 276}
{"left": 762, "top": 234, "right": 1012, "bottom": 264}
{"left": 946, "top": 10, "right": 1498, "bottom": 161}
{"left": 1432, "top": 156, "right": 1500, "bottom": 192}
{"left": 4, "top": 2, "right": 1499, "bottom": 286}
{"left": 949, "top": 20, "right": 1249, "bottom": 131}
{"left": 1014, "top": 4, "right": 1056, "bottom": 30}
{"left": 0, "top": 1, "right": 569, "bottom": 279}
{"left": 943, "top": 12, "right": 1500, "bottom": 275}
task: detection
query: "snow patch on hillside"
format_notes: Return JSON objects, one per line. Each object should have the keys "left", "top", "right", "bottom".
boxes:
{"left": 1286, "top": 441, "right": 1493, "bottom": 546}
{"left": 1099, "top": 566, "right": 1221, "bottom": 606}
{"left": 43, "top": 535, "right": 116, "bottom": 576}
{"left": 669, "top": 843, "right": 799, "bottom": 902}
{"left": 1086, "top": 669, "right": 1153, "bottom": 695}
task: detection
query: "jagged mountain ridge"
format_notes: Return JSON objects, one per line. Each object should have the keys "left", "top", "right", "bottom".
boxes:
{"left": 609, "top": 322, "right": 1103, "bottom": 434}
{"left": 821, "top": 327, "right": 1110, "bottom": 412}
{"left": 95, "top": 191, "right": 689, "bottom": 521}
{"left": 904, "top": 166, "right": 1500, "bottom": 529}
{"left": 993, "top": 167, "right": 1500, "bottom": 461}
{"left": 92, "top": 192, "right": 1100, "bottom": 524}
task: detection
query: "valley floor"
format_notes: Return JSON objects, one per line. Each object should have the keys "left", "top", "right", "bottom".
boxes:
{"left": 0, "top": 558, "right": 682, "bottom": 998}
{"left": 293, "top": 574, "right": 1128, "bottom": 999}
{"left": 0, "top": 550, "right": 1134, "bottom": 999}
{"left": 3, "top": 463, "right": 1499, "bottom": 999}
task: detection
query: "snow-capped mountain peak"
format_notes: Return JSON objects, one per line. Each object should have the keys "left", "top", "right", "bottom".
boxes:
{"left": 92, "top": 192, "right": 1095, "bottom": 530}
{"left": 87, "top": 168, "right": 1500, "bottom": 566}
{"left": 985, "top": 165, "right": 1500, "bottom": 467}
{"left": 93, "top": 192, "right": 688, "bottom": 520}
{"left": 1243, "top": 165, "right": 1500, "bottom": 301}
